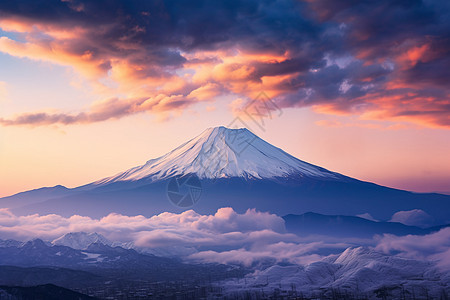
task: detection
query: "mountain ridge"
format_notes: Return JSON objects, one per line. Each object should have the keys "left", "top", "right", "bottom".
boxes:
{"left": 282, "top": 212, "right": 444, "bottom": 238}
{"left": 0, "top": 126, "right": 449, "bottom": 222}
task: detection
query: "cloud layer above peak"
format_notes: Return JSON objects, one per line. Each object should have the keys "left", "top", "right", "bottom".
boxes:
{"left": 0, "top": 0, "right": 449, "bottom": 127}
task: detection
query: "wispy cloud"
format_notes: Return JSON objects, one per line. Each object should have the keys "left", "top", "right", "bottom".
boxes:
{"left": 375, "top": 227, "right": 450, "bottom": 270}
{"left": 188, "top": 242, "right": 332, "bottom": 266}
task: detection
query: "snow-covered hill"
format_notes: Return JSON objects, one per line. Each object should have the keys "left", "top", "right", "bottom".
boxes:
{"left": 221, "top": 247, "right": 449, "bottom": 299}
{"left": 0, "top": 234, "right": 448, "bottom": 298}
{"left": 52, "top": 232, "right": 112, "bottom": 250}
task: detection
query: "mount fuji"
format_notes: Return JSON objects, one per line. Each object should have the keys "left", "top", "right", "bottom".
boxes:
{"left": 1, "top": 126, "right": 449, "bottom": 222}
{"left": 87, "top": 126, "right": 344, "bottom": 184}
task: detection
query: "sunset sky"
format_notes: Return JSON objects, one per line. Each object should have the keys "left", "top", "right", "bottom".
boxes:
{"left": 0, "top": 0, "right": 449, "bottom": 197}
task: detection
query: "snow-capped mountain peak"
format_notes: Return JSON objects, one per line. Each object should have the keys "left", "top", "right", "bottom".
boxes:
{"left": 52, "top": 232, "right": 112, "bottom": 250}
{"left": 92, "top": 126, "right": 342, "bottom": 186}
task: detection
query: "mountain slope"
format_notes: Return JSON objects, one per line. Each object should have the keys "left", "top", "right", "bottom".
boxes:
{"left": 0, "top": 284, "right": 98, "bottom": 300}
{"left": 0, "top": 185, "right": 71, "bottom": 209}
{"left": 82, "top": 126, "right": 343, "bottom": 189}
{"left": 52, "top": 232, "right": 112, "bottom": 250}
{"left": 0, "top": 266, "right": 102, "bottom": 290}
{"left": 221, "top": 247, "right": 449, "bottom": 299}
{"left": 283, "top": 212, "right": 438, "bottom": 238}
{"left": 1, "top": 126, "right": 449, "bottom": 223}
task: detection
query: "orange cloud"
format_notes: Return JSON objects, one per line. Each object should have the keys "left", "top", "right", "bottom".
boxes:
{"left": 397, "top": 44, "right": 431, "bottom": 68}
{"left": 0, "top": 36, "right": 108, "bottom": 80}
{"left": 187, "top": 83, "right": 223, "bottom": 101}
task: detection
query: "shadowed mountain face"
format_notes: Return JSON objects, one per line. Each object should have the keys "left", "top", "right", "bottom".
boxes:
{"left": 0, "top": 284, "right": 97, "bottom": 300}
{"left": 0, "top": 266, "right": 101, "bottom": 292}
{"left": 0, "top": 185, "right": 70, "bottom": 209}
{"left": 1, "top": 127, "right": 449, "bottom": 223}
{"left": 282, "top": 212, "right": 449, "bottom": 239}
{"left": 0, "top": 239, "right": 244, "bottom": 282}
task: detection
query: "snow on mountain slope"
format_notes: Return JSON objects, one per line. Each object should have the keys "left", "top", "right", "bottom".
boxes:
{"left": 52, "top": 232, "right": 138, "bottom": 251}
{"left": 0, "top": 239, "right": 23, "bottom": 248}
{"left": 331, "top": 247, "right": 441, "bottom": 292}
{"left": 222, "top": 247, "right": 448, "bottom": 298}
{"left": 52, "top": 232, "right": 112, "bottom": 250}
{"left": 91, "top": 126, "right": 342, "bottom": 186}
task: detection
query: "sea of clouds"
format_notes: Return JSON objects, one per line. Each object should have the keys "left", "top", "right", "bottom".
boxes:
{"left": 0, "top": 207, "right": 449, "bottom": 269}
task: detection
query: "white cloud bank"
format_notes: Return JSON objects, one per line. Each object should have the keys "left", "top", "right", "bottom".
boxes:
{"left": 0, "top": 207, "right": 287, "bottom": 243}
{"left": 0, "top": 207, "right": 449, "bottom": 269}
{"left": 375, "top": 227, "right": 450, "bottom": 270}
{"left": 0, "top": 207, "right": 348, "bottom": 265}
